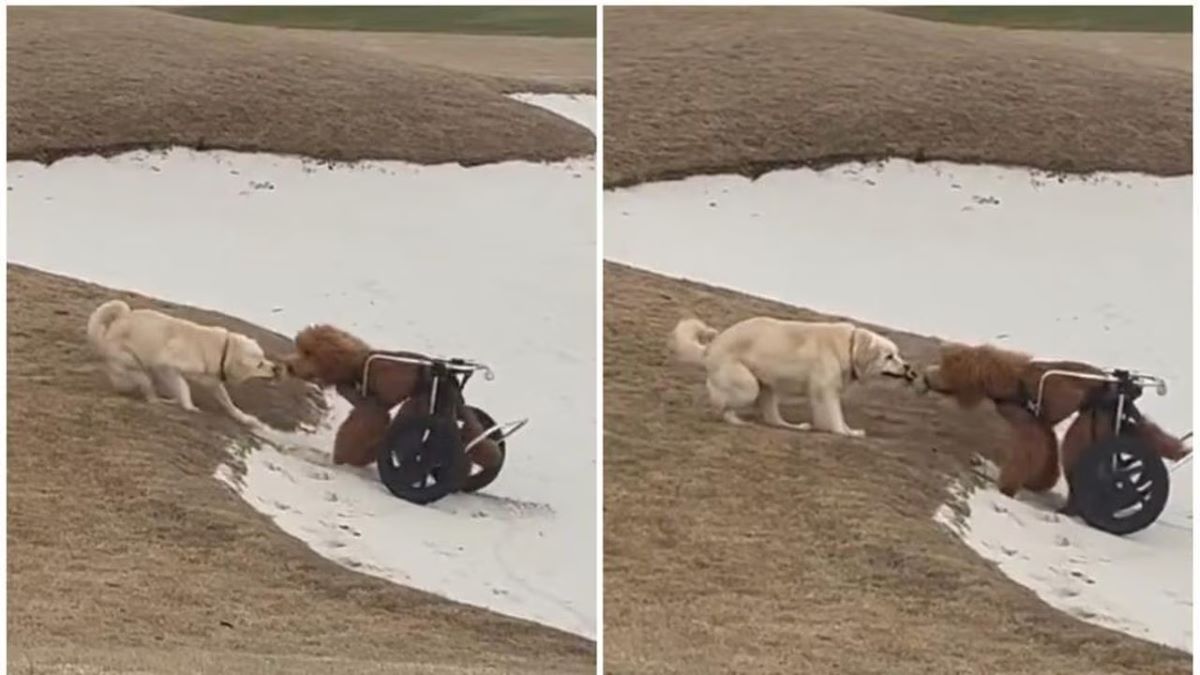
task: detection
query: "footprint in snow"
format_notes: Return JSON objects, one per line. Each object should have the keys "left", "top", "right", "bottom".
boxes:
{"left": 1068, "top": 570, "right": 1095, "bottom": 584}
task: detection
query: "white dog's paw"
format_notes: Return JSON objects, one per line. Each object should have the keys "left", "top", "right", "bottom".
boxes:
{"left": 722, "top": 411, "right": 750, "bottom": 426}
{"left": 842, "top": 428, "right": 866, "bottom": 438}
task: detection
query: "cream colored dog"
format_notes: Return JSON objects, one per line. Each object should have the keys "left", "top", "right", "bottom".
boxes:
{"left": 670, "top": 316, "right": 916, "bottom": 437}
{"left": 86, "top": 299, "right": 280, "bottom": 426}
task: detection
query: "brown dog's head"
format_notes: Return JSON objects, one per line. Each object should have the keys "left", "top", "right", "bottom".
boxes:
{"left": 917, "top": 342, "right": 1032, "bottom": 407}
{"left": 282, "top": 324, "right": 371, "bottom": 387}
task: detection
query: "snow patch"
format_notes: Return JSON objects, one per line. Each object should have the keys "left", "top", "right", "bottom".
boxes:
{"left": 508, "top": 93, "right": 596, "bottom": 134}
{"left": 936, "top": 459, "right": 1191, "bottom": 652}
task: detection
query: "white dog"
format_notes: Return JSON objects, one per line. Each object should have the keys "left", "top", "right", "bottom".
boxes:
{"left": 86, "top": 299, "right": 280, "bottom": 426}
{"left": 669, "top": 316, "right": 915, "bottom": 437}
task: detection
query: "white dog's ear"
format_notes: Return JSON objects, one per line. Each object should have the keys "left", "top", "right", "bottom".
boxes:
{"left": 850, "top": 329, "right": 877, "bottom": 377}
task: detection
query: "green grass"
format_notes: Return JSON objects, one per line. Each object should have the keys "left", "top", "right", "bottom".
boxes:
{"left": 162, "top": 6, "right": 596, "bottom": 37}
{"left": 878, "top": 6, "right": 1191, "bottom": 33}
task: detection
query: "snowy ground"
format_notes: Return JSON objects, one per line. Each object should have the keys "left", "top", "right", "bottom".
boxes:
{"left": 605, "top": 160, "right": 1192, "bottom": 651}
{"left": 509, "top": 93, "right": 596, "bottom": 133}
{"left": 8, "top": 94, "right": 597, "bottom": 638}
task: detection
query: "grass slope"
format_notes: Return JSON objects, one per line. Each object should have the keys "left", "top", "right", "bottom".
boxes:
{"left": 8, "top": 7, "right": 594, "bottom": 165}
{"left": 603, "top": 6, "right": 1191, "bottom": 186}
{"left": 8, "top": 264, "right": 595, "bottom": 674}
{"left": 878, "top": 6, "right": 1192, "bottom": 33}
{"left": 165, "top": 6, "right": 596, "bottom": 38}
{"left": 602, "top": 263, "right": 1189, "bottom": 674}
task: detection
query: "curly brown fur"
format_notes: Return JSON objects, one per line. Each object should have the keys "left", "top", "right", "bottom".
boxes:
{"left": 923, "top": 342, "right": 1186, "bottom": 502}
{"left": 994, "top": 402, "right": 1060, "bottom": 495}
{"left": 284, "top": 324, "right": 371, "bottom": 387}
{"left": 928, "top": 343, "right": 1032, "bottom": 408}
{"left": 285, "top": 324, "right": 505, "bottom": 476}
{"left": 1134, "top": 418, "right": 1190, "bottom": 461}
{"left": 334, "top": 401, "right": 390, "bottom": 467}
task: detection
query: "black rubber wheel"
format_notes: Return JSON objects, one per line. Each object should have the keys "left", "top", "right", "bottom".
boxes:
{"left": 377, "top": 414, "right": 468, "bottom": 505}
{"left": 460, "top": 406, "right": 507, "bottom": 493}
{"left": 1070, "top": 435, "right": 1169, "bottom": 536}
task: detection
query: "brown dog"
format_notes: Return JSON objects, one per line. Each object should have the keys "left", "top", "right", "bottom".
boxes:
{"left": 919, "top": 343, "right": 1187, "bottom": 502}
{"left": 283, "top": 324, "right": 502, "bottom": 471}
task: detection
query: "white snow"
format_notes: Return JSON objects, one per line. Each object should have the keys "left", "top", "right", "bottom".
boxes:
{"left": 8, "top": 94, "right": 597, "bottom": 638}
{"left": 605, "top": 159, "right": 1192, "bottom": 651}
{"left": 509, "top": 92, "right": 596, "bottom": 133}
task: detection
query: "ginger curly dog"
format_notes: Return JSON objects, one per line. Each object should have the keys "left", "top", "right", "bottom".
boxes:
{"left": 918, "top": 342, "right": 1186, "bottom": 510}
{"left": 281, "top": 324, "right": 501, "bottom": 471}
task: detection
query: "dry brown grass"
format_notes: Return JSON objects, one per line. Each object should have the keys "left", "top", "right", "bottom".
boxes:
{"left": 7, "top": 7, "right": 594, "bottom": 165}
{"left": 8, "top": 264, "right": 594, "bottom": 674}
{"left": 247, "top": 29, "right": 595, "bottom": 93}
{"left": 602, "top": 263, "right": 1188, "bottom": 674}
{"left": 602, "top": 7, "right": 1191, "bottom": 187}
{"left": 1015, "top": 29, "right": 1191, "bottom": 73}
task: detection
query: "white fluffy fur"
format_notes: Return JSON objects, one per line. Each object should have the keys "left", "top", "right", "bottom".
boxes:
{"left": 86, "top": 299, "right": 279, "bottom": 426}
{"left": 669, "top": 316, "right": 912, "bottom": 437}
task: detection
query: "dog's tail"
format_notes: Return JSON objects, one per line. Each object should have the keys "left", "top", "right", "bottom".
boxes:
{"left": 669, "top": 318, "right": 718, "bottom": 366}
{"left": 86, "top": 299, "right": 130, "bottom": 352}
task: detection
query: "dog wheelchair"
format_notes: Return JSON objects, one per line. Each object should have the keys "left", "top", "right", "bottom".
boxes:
{"left": 364, "top": 353, "right": 528, "bottom": 505}
{"left": 1036, "top": 368, "right": 1186, "bottom": 536}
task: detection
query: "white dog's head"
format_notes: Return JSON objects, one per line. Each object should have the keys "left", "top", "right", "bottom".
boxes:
{"left": 222, "top": 333, "right": 282, "bottom": 383}
{"left": 850, "top": 328, "right": 916, "bottom": 382}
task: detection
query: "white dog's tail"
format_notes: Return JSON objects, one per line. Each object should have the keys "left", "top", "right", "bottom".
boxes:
{"left": 669, "top": 318, "right": 719, "bottom": 366}
{"left": 86, "top": 299, "right": 130, "bottom": 351}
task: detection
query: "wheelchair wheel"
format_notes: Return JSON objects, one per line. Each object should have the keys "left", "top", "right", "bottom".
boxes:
{"left": 460, "top": 406, "right": 507, "bottom": 493}
{"left": 1070, "top": 435, "right": 1169, "bottom": 536}
{"left": 377, "top": 413, "right": 468, "bottom": 505}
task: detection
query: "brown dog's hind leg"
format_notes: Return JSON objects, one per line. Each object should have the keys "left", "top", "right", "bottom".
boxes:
{"left": 460, "top": 407, "right": 503, "bottom": 470}
{"left": 1133, "top": 417, "right": 1190, "bottom": 461}
{"left": 1021, "top": 422, "right": 1060, "bottom": 493}
{"left": 1060, "top": 410, "right": 1099, "bottom": 476}
{"left": 334, "top": 402, "right": 391, "bottom": 467}
{"left": 994, "top": 403, "right": 1047, "bottom": 497}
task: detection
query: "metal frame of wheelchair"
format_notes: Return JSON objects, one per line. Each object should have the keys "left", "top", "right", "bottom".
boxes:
{"left": 1034, "top": 368, "right": 1186, "bottom": 535}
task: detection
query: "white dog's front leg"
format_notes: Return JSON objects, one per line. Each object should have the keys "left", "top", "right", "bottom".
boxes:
{"left": 811, "top": 389, "right": 865, "bottom": 438}
{"left": 210, "top": 382, "right": 261, "bottom": 427}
